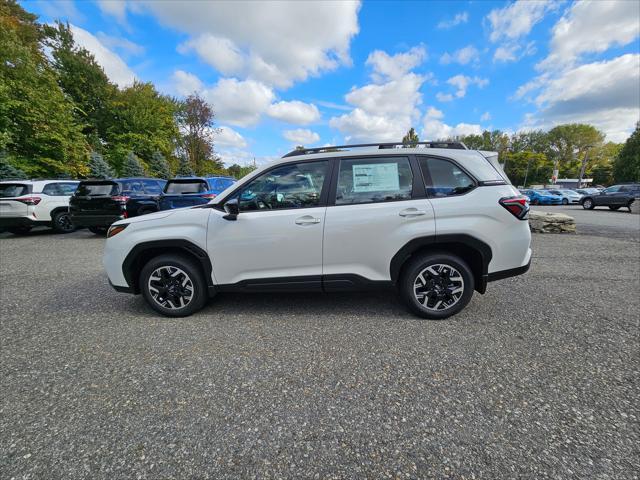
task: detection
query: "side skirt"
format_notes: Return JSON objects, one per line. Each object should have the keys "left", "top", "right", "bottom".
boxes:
{"left": 214, "top": 274, "right": 394, "bottom": 294}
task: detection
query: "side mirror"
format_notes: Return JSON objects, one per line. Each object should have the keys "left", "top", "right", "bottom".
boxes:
{"left": 223, "top": 198, "right": 239, "bottom": 221}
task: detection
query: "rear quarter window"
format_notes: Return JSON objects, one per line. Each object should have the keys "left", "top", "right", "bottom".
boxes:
{"left": 164, "top": 181, "right": 208, "bottom": 194}
{"left": 0, "top": 183, "right": 30, "bottom": 197}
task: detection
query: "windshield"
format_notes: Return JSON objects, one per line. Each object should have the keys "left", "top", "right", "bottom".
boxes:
{"left": 76, "top": 182, "right": 118, "bottom": 196}
{"left": 164, "top": 180, "right": 208, "bottom": 194}
{"left": 0, "top": 183, "right": 30, "bottom": 197}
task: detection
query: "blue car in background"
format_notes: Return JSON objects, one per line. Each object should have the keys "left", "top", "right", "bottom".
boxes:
{"left": 158, "top": 176, "right": 236, "bottom": 210}
{"left": 520, "top": 189, "right": 563, "bottom": 205}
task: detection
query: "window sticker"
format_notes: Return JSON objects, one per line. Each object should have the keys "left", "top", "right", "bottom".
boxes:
{"left": 352, "top": 163, "right": 400, "bottom": 192}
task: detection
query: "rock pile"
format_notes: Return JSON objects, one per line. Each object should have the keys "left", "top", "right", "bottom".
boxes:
{"left": 529, "top": 211, "right": 576, "bottom": 233}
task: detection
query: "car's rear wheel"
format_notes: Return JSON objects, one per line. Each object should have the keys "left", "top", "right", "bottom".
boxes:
{"left": 52, "top": 211, "right": 76, "bottom": 233}
{"left": 7, "top": 226, "right": 31, "bottom": 235}
{"left": 140, "top": 254, "right": 208, "bottom": 317}
{"left": 400, "top": 252, "right": 474, "bottom": 320}
{"left": 88, "top": 226, "right": 108, "bottom": 235}
{"left": 609, "top": 205, "right": 620, "bottom": 211}
{"left": 582, "top": 198, "right": 595, "bottom": 210}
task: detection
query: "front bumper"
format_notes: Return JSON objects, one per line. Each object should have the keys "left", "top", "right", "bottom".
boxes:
{"left": 0, "top": 216, "right": 50, "bottom": 228}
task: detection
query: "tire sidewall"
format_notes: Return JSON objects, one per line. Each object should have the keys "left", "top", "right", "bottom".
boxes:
{"left": 52, "top": 211, "right": 76, "bottom": 233}
{"left": 400, "top": 253, "right": 475, "bottom": 320}
{"left": 583, "top": 198, "right": 593, "bottom": 209}
{"left": 139, "top": 254, "right": 207, "bottom": 317}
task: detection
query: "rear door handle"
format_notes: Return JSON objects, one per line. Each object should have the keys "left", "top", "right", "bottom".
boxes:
{"left": 295, "top": 215, "right": 321, "bottom": 225}
{"left": 399, "top": 208, "right": 427, "bottom": 217}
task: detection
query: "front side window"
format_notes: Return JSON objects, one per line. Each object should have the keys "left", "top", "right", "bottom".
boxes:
{"left": 335, "top": 157, "right": 412, "bottom": 205}
{"left": 419, "top": 157, "right": 475, "bottom": 197}
{"left": 604, "top": 186, "right": 621, "bottom": 194}
{"left": 236, "top": 161, "right": 328, "bottom": 211}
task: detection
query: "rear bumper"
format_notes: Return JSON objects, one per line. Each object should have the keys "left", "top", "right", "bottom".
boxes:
{"left": 71, "top": 214, "right": 124, "bottom": 227}
{"left": 487, "top": 257, "right": 531, "bottom": 282}
{"left": 0, "top": 216, "right": 50, "bottom": 228}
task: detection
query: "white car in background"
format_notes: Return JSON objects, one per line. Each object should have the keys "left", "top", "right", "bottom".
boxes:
{"left": 546, "top": 189, "right": 583, "bottom": 205}
{"left": 0, "top": 180, "right": 79, "bottom": 234}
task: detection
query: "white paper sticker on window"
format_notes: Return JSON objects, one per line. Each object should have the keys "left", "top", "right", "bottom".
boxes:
{"left": 352, "top": 163, "right": 400, "bottom": 192}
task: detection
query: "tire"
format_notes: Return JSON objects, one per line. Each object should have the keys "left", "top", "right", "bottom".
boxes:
{"left": 139, "top": 253, "right": 208, "bottom": 317}
{"left": 531, "top": 199, "right": 538, "bottom": 205}
{"left": 52, "top": 211, "right": 76, "bottom": 233}
{"left": 562, "top": 198, "right": 568, "bottom": 205}
{"left": 7, "top": 226, "right": 32, "bottom": 235}
{"left": 582, "top": 198, "right": 595, "bottom": 210}
{"left": 399, "top": 252, "right": 474, "bottom": 320}
{"left": 88, "top": 226, "right": 108, "bottom": 235}
{"left": 609, "top": 206, "right": 620, "bottom": 211}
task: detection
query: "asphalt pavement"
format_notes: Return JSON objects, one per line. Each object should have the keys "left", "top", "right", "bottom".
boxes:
{"left": 1, "top": 212, "right": 638, "bottom": 479}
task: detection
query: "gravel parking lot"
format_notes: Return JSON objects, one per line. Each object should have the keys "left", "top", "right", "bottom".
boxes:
{"left": 1, "top": 211, "right": 638, "bottom": 479}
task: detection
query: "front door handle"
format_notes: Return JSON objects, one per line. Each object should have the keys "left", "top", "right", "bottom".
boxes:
{"left": 295, "top": 215, "right": 321, "bottom": 225}
{"left": 399, "top": 208, "right": 427, "bottom": 217}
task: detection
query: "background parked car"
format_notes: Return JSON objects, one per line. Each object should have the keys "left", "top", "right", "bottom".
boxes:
{"left": 0, "top": 180, "right": 79, "bottom": 234}
{"left": 70, "top": 177, "right": 166, "bottom": 234}
{"left": 546, "top": 189, "right": 583, "bottom": 205}
{"left": 575, "top": 188, "right": 601, "bottom": 196}
{"left": 520, "top": 189, "right": 563, "bottom": 205}
{"left": 158, "top": 176, "right": 235, "bottom": 210}
{"left": 580, "top": 184, "right": 640, "bottom": 211}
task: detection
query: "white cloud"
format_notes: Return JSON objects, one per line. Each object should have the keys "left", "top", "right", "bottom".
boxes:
{"left": 437, "top": 12, "right": 469, "bottom": 29}
{"left": 366, "top": 46, "right": 427, "bottom": 82}
{"left": 96, "top": 32, "right": 144, "bottom": 56}
{"left": 172, "top": 70, "right": 203, "bottom": 96}
{"left": 493, "top": 41, "right": 536, "bottom": 63}
{"left": 216, "top": 126, "right": 247, "bottom": 148}
{"left": 142, "top": 0, "right": 361, "bottom": 88}
{"left": 202, "top": 78, "right": 275, "bottom": 127}
{"left": 422, "top": 107, "right": 482, "bottom": 140}
{"left": 481, "top": 111, "right": 491, "bottom": 121}
{"left": 537, "top": 0, "right": 640, "bottom": 71}
{"left": 440, "top": 45, "right": 480, "bottom": 65}
{"left": 521, "top": 54, "right": 640, "bottom": 142}
{"left": 487, "top": 0, "right": 556, "bottom": 43}
{"left": 437, "top": 75, "right": 488, "bottom": 101}
{"left": 69, "top": 24, "right": 136, "bottom": 87}
{"left": 267, "top": 101, "right": 321, "bottom": 125}
{"left": 330, "top": 108, "right": 409, "bottom": 143}
{"left": 283, "top": 129, "right": 320, "bottom": 145}
{"left": 178, "top": 35, "right": 245, "bottom": 76}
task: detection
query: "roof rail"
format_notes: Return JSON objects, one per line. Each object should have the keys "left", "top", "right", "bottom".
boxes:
{"left": 282, "top": 141, "right": 468, "bottom": 158}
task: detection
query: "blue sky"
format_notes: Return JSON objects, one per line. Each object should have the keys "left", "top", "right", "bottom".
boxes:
{"left": 24, "top": 0, "right": 640, "bottom": 165}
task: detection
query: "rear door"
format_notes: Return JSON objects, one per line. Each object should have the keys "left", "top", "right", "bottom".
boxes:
{"left": 597, "top": 186, "right": 621, "bottom": 206}
{"left": 322, "top": 155, "right": 435, "bottom": 283}
{"left": 0, "top": 183, "right": 32, "bottom": 218}
{"left": 161, "top": 179, "right": 210, "bottom": 209}
{"left": 69, "top": 181, "right": 120, "bottom": 215}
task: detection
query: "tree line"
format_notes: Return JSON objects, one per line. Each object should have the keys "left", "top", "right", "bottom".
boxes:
{"left": 0, "top": 1, "right": 255, "bottom": 181}
{"left": 402, "top": 123, "right": 639, "bottom": 187}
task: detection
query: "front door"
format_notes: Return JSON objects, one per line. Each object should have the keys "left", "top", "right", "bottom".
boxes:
{"left": 207, "top": 160, "right": 330, "bottom": 286}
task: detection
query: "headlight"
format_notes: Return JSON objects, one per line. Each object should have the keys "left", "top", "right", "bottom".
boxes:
{"left": 107, "top": 224, "right": 128, "bottom": 238}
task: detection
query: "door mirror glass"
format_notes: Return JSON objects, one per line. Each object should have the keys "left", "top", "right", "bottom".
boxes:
{"left": 223, "top": 198, "right": 240, "bottom": 220}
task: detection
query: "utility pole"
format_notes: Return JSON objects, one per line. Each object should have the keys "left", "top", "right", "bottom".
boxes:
{"left": 577, "top": 146, "right": 592, "bottom": 189}
{"left": 523, "top": 155, "right": 532, "bottom": 188}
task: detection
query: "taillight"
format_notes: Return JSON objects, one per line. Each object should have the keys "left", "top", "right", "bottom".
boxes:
{"left": 111, "top": 195, "right": 130, "bottom": 203}
{"left": 16, "top": 196, "right": 42, "bottom": 205}
{"left": 202, "top": 193, "right": 217, "bottom": 199}
{"left": 499, "top": 195, "right": 529, "bottom": 220}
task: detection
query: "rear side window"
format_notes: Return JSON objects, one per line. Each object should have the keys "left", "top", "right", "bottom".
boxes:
{"left": 419, "top": 157, "right": 475, "bottom": 197}
{"left": 165, "top": 180, "right": 208, "bottom": 194}
{"left": 142, "top": 180, "right": 163, "bottom": 195}
{"left": 335, "top": 157, "right": 412, "bottom": 205}
{"left": 209, "top": 178, "right": 234, "bottom": 190}
{"left": 0, "top": 183, "right": 30, "bottom": 197}
{"left": 120, "top": 180, "right": 145, "bottom": 194}
{"left": 42, "top": 182, "right": 77, "bottom": 196}
{"left": 76, "top": 182, "right": 118, "bottom": 196}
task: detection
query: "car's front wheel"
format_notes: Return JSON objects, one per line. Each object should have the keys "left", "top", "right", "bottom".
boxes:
{"left": 582, "top": 198, "right": 595, "bottom": 210}
{"left": 400, "top": 252, "right": 474, "bottom": 320}
{"left": 140, "top": 254, "right": 208, "bottom": 317}
{"left": 52, "top": 211, "right": 76, "bottom": 233}
{"left": 562, "top": 198, "right": 568, "bottom": 205}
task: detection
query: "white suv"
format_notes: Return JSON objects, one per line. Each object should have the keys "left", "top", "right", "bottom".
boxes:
{"left": 103, "top": 142, "right": 531, "bottom": 319}
{"left": 0, "top": 180, "right": 79, "bottom": 234}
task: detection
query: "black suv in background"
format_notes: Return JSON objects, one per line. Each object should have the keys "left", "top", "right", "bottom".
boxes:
{"left": 581, "top": 183, "right": 640, "bottom": 211}
{"left": 69, "top": 178, "right": 166, "bottom": 234}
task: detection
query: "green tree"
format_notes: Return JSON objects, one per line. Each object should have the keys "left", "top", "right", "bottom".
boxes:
{"left": 43, "top": 21, "right": 116, "bottom": 147}
{"left": 176, "top": 155, "right": 194, "bottom": 176}
{"left": 546, "top": 124, "right": 604, "bottom": 178}
{"left": 176, "top": 93, "right": 221, "bottom": 175}
{"left": 502, "top": 151, "right": 552, "bottom": 187}
{"left": 121, "top": 152, "right": 145, "bottom": 177}
{"left": 509, "top": 130, "right": 548, "bottom": 154}
{"left": 0, "top": 151, "right": 27, "bottom": 180}
{"left": 402, "top": 127, "right": 419, "bottom": 147}
{"left": 87, "top": 151, "right": 114, "bottom": 179}
{"left": 148, "top": 151, "right": 172, "bottom": 179}
{"left": 0, "top": 1, "right": 88, "bottom": 177}
{"left": 613, "top": 123, "right": 640, "bottom": 183}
